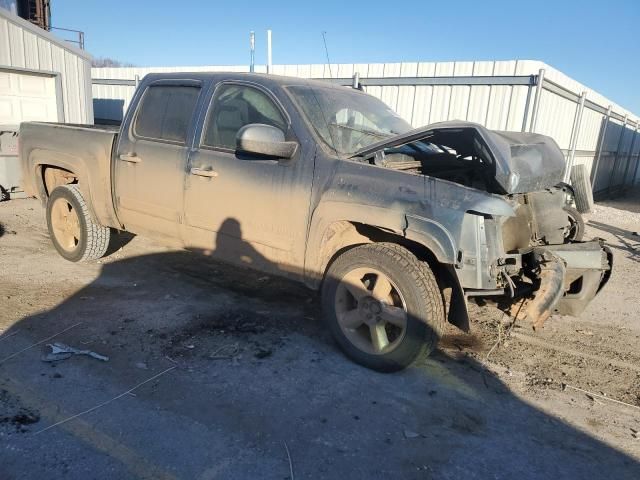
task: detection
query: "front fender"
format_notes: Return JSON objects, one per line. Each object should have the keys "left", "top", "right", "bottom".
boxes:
{"left": 404, "top": 214, "right": 458, "bottom": 265}
{"left": 303, "top": 201, "right": 406, "bottom": 286}
{"left": 303, "top": 200, "right": 463, "bottom": 287}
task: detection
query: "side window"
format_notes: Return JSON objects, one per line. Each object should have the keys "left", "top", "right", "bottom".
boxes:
{"left": 202, "top": 84, "right": 286, "bottom": 150}
{"left": 134, "top": 85, "right": 200, "bottom": 144}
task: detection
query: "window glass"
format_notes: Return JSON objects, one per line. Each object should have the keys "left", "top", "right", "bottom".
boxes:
{"left": 287, "top": 85, "right": 411, "bottom": 155}
{"left": 134, "top": 85, "right": 200, "bottom": 143}
{"left": 203, "top": 84, "right": 286, "bottom": 149}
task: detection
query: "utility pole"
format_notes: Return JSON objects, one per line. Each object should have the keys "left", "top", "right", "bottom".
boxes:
{"left": 249, "top": 31, "right": 255, "bottom": 72}
{"left": 267, "top": 29, "right": 272, "bottom": 74}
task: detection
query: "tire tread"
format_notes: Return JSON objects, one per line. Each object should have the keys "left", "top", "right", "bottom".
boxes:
{"left": 570, "top": 164, "right": 594, "bottom": 214}
{"left": 49, "top": 185, "right": 110, "bottom": 261}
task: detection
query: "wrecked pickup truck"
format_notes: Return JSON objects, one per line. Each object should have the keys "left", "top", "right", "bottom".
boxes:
{"left": 19, "top": 73, "right": 611, "bottom": 371}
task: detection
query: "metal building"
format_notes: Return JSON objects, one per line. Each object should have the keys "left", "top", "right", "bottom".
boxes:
{"left": 92, "top": 61, "right": 639, "bottom": 197}
{"left": 0, "top": 6, "right": 93, "bottom": 197}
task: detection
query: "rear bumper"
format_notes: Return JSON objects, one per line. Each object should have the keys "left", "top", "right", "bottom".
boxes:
{"left": 522, "top": 239, "right": 612, "bottom": 328}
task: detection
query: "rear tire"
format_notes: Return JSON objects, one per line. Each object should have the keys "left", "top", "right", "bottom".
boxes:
{"left": 570, "top": 164, "right": 594, "bottom": 214}
{"left": 321, "top": 243, "right": 445, "bottom": 372}
{"left": 46, "top": 185, "right": 110, "bottom": 262}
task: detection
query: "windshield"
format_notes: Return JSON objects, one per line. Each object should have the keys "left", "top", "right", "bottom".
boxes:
{"left": 287, "top": 85, "right": 412, "bottom": 155}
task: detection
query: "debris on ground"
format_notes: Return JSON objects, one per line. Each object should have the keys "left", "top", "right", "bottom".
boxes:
{"left": 403, "top": 429, "right": 420, "bottom": 439}
{"left": 254, "top": 348, "right": 272, "bottom": 359}
{"left": 209, "top": 343, "right": 240, "bottom": 360}
{"left": 42, "top": 342, "right": 109, "bottom": 362}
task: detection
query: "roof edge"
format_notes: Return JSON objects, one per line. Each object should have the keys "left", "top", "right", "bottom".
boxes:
{"left": 0, "top": 7, "right": 92, "bottom": 61}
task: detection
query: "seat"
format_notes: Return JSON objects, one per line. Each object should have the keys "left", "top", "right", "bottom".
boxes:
{"left": 213, "top": 98, "right": 249, "bottom": 149}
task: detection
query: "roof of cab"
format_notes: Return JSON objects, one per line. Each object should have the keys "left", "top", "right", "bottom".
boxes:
{"left": 140, "top": 71, "right": 362, "bottom": 93}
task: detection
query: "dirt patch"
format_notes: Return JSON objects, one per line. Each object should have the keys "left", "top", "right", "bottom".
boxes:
{"left": 162, "top": 309, "right": 289, "bottom": 362}
{"left": 0, "top": 389, "right": 40, "bottom": 433}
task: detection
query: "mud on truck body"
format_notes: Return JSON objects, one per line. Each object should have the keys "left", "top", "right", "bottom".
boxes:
{"left": 19, "top": 73, "right": 611, "bottom": 371}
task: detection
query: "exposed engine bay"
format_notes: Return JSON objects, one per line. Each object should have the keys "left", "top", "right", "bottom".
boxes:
{"left": 365, "top": 127, "right": 580, "bottom": 249}
{"left": 366, "top": 127, "right": 499, "bottom": 192}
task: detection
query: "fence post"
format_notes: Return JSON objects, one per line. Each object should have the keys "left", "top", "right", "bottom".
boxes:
{"left": 631, "top": 124, "right": 640, "bottom": 188}
{"left": 520, "top": 76, "right": 535, "bottom": 132}
{"left": 590, "top": 105, "right": 612, "bottom": 187}
{"left": 607, "top": 114, "right": 628, "bottom": 196}
{"left": 528, "top": 68, "right": 545, "bottom": 133}
{"left": 621, "top": 124, "right": 639, "bottom": 191}
{"left": 564, "top": 91, "right": 587, "bottom": 183}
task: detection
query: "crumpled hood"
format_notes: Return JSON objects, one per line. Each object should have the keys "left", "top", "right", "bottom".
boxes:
{"left": 352, "top": 121, "right": 566, "bottom": 194}
{"left": 483, "top": 129, "right": 566, "bottom": 193}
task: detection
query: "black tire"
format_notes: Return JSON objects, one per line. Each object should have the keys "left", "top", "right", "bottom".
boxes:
{"left": 46, "top": 185, "right": 110, "bottom": 262}
{"left": 563, "top": 206, "right": 585, "bottom": 242}
{"left": 321, "top": 243, "right": 445, "bottom": 372}
{"left": 570, "top": 164, "right": 594, "bottom": 214}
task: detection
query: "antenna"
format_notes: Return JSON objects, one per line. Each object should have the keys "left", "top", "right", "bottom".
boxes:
{"left": 321, "top": 31, "right": 333, "bottom": 78}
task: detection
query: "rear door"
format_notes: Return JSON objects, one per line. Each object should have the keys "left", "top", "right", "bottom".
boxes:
{"left": 114, "top": 80, "right": 202, "bottom": 240}
{"left": 182, "top": 81, "right": 315, "bottom": 277}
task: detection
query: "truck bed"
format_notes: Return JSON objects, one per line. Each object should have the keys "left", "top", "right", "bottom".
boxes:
{"left": 19, "top": 121, "right": 121, "bottom": 229}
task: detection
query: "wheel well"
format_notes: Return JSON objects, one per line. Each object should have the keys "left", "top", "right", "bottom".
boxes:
{"left": 321, "top": 221, "right": 446, "bottom": 283}
{"left": 321, "top": 221, "right": 468, "bottom": 331}
{"left": 41, "top": 165, "right": 77, "bottom": 197}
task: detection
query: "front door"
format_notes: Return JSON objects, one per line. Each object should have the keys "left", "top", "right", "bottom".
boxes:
{"left": 115, "top": 81, "right": 202, "bottom": 241}
{"left": 182, "top": 82, "right": 314, "bottom": 277}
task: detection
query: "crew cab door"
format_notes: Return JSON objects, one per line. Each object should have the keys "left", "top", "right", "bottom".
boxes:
{"left": 114, "top": 80, "right": 202, "bottom": 240}
{"left": 183, "top": 82, "right": 314, "bottom": 278}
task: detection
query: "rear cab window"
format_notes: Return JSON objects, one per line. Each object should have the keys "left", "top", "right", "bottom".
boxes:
{"left": 134, "top": 85, "right": 201, "bottom": 144}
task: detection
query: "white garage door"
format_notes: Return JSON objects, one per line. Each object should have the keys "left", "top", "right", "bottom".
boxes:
{"left": 0, "top": 70, "right": 59, "bottom": 124}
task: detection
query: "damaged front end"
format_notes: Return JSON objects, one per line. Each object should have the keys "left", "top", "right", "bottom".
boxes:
{"left": 351, "top": 120, "right": 612, "bottom": 329}
{"left": 450, "top": 184, "right": 612, "bottom": 330}
{"left": 511, "top": 241, "right": 612, "bottom": 329}
{"left": 465, "top": 188, "right": 613, "bottom": 329}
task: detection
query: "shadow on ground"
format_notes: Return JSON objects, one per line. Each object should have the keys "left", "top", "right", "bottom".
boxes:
{"left": 589, "top": 220, "right": 640, "bottom": 263}
{"left": 0, "top": 221, "right": 638, "bottom": 479}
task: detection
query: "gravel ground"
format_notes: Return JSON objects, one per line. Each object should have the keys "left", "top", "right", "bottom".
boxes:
{"left": 0, "top": 194, "right": 639, "bottom": 479}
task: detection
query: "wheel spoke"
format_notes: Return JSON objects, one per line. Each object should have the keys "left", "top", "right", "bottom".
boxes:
{"left": 369, "top": 323, "right": 389, "bottom": 353}
{"left": 337, "top": 309, "right": 364, "bottom": 329}
{"left": 69, "top": 212, "right": 80, "bottom": 240}
{"left": 51, "top": 199, "right": 79, "bottom": 250}
{"left": 342, "top": 270, "right": 369, "bottom": 301}
{"left": 380, "top": 305, "right": 407, "bottom": 328}
{"left": 371, "top": 274, "right": 392, "bottom": 301}
{"left": 52, "top": 200, "right": 66, "bottom": 223}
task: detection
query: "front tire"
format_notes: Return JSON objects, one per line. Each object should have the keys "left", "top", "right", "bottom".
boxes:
{"left": 321, "top": 243, "right": 445, "bottom": 372}
{"left": 46, "top": 185, "right": 110, "bottom": 262}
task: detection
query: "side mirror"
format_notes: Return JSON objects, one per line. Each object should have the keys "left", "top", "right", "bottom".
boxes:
{"left": 236, "top": 124, "right": 297, "bottom": 159}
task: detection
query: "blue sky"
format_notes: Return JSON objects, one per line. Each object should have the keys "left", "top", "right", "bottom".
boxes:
{"left": 52, "top": 0, "right": 639, "bottom": 113}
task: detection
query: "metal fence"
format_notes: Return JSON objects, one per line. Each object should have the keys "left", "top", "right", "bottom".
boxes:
{"left": 91, "top": 61, "right": 639, "bottom": 197}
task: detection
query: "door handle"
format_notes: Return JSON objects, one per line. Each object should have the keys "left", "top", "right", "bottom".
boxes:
{"left": 119, "top": 152, "right": 141, "bottom": 163}
{"left": 190, "top": 167, "right": 218, "bottom": 178}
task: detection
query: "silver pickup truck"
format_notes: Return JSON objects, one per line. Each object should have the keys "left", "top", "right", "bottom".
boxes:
{"left": 20, "top": 72, "right": 611, "bottom": 372}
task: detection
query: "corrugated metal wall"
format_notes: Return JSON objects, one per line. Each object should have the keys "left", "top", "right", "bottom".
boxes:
{"left": 0, "top": 7, "right": 93, "bottom": 124}
{"left": 92, "top": 60, "right": 639, "bottom": 195}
